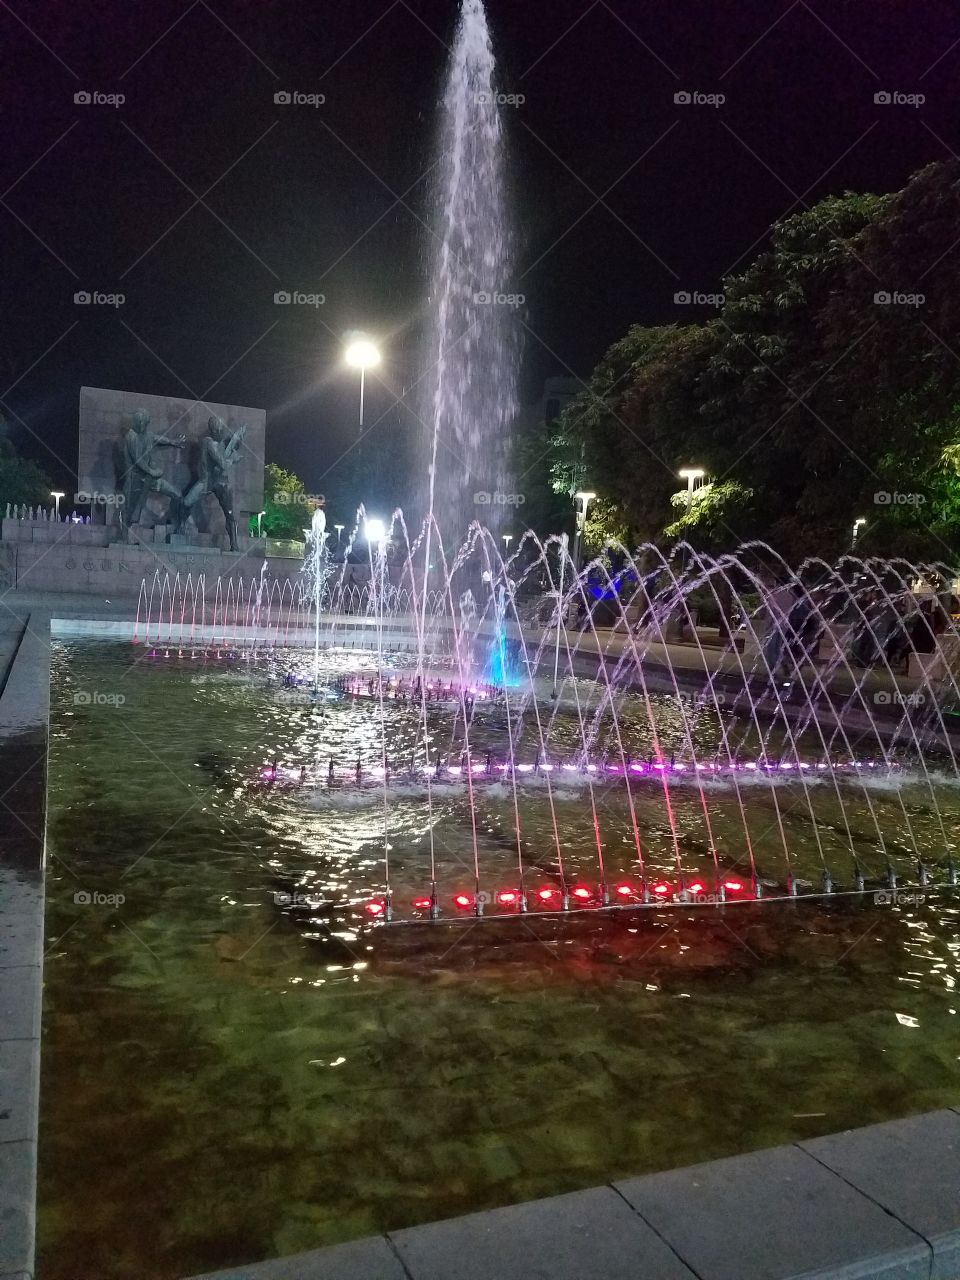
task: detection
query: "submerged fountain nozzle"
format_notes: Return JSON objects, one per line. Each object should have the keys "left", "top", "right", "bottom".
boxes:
{"left": 917, "top": 860, "right": 930, "bottom": 887}
{"left": 430, "top": 887, "right": 441, "bottom": 921}
{"left": 787, "top": 874, "right": 798, "bottom": 898}
{"left": 947, "top": 857, "right": 958, "bottom": 887}
{"left": 886, "top": 863, "right": 897, "bottom": 891}
{"left": 820, "top": 868, "right": 834, "bottom": 895}
{"left": 753, "top": 875, "right": 763, "bottom": 900}
{"left": 852, "top": 861, "right": 865, "bottom": 892}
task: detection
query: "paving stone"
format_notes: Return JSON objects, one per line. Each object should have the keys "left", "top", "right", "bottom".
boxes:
{"left": 0, "top": 876, "right": 42, "bottom": 969}
{"left": 0, "top": 1042, "right": 38, "bottom": 1145}
{"left": 0, "top": 968, "right": 39, "bottom": 1041}
{"left": 390, "top": 1185, "right": 697, "bottom": 1280}
{"left": 616, "top": 1143, "right": 930, "bottom": 1280}
{"left": 0, "top": 1140, "right": 35, "bottom": 1275}
{"left": 183, "top": 1235, "right": 406, "bottom": 1280}
{"left": 801, "top": 1110, "right": 960, "bottom": 1280}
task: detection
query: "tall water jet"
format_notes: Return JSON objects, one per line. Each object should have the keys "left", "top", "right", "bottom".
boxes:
{"left": 422, "top": 0, "right": 520, "bottom": 537}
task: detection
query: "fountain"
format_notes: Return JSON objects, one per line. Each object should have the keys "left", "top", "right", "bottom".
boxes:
{"left": 421, "top": 0, "right": 520, "bottom": 537}
{"left": 131, "top": 533, "right": 960, "bottom": 922}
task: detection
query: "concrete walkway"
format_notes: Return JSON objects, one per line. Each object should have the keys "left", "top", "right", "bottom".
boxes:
{"left": 185, "top": 1109, "right": 960, "bottom": 1280}
{"left": 0, "top": 607, "right": 49, "bottom": 1280}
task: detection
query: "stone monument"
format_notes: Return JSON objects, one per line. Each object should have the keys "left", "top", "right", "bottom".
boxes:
{"left": 78, "top": 386, "right": 265, "bottom": 549}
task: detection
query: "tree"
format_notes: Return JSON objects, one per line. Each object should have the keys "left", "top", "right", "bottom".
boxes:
{"left": 0, "top": 418, "right": 53, "bottom": 510}
{"left": 546, "top": 160, "right": 960, "bottom": 560}
{"left": 256, "top": 462, "right": 316, "bottom": 540}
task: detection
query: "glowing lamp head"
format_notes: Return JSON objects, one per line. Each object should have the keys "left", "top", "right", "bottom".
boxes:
{"left": 688, "top": 881, "right": 706, "bottom": 895}
{"left": 344, "top": 338, "right": 381, "bottom": 370}
{"left": 723, "top": 879, "right": 744, "bottom": 892}
{"left": 364, "top": 899, "right": 385, "bottom": 917}
{"left": 615, "top": 883, "right": 634, "bottom": 897}
{"left": 496, "top": 889, "right": 519, "bottom": 906}
{"left": 536, "top": 887, "right": 558, "bottom": 902}
{"left": 453, "top": 893, "right": 473, "bottom": 910}
{"left": 652, "top": 882, "right": 671, "bottom": 897}
{"left": 571, "top": 885, "right": 592, "bottom": 900}
{"left": 411, "top": 896, "right": 432, "bottom": 911}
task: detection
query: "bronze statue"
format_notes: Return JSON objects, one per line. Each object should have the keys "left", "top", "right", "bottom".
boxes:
{"left": 120, "top": 408, "right": 185, "bottom": 529}
{"left": 182, "top": 415, "right": 247, "bottom": 551}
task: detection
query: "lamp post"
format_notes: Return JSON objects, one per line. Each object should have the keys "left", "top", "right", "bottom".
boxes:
{"left": 852, "top": 516, "right": 866, "bottom": 548}
{"left": 572, "top": 490, "right": 596, "bottom": 569}
{"left": 344, "top": 338, "right": 381, "bottom": 432}
{"left": 51, "top": 491, "right": 64, "bottom": 520}
{"left": 502, "top": 533, "right": 512, "bottom": 556}
{"left": 256, "top": 510, "right": 266, "bottom": 538}
{"left": 678, "top": 467, "right": 705, "bottom": 514}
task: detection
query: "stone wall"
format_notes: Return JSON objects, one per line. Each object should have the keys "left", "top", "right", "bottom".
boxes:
{"left": 0, "top": 518, "right": 302, "bottom": 597}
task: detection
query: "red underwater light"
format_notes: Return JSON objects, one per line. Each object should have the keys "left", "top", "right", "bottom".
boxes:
{"left": 496, "top": 889, "right": 520, "bottom": 906}
{"left": 724, "top": 879, "right": 744, "bottom": 891}
{"left": 536, "top": 886, "right": 558, "bottom": 903}
{"left": 615, "top": 882, "right": 635, "bottom": 897}
{"left": 571, "top": 885, "right": 592, "bottom": 901}
{"left": 652, "top": 882, "right": 672, "bottom": 897}
{"left": 364, "top": 900, "right": 385, "bottom": 917}
{"left": 688, "top": 881, "right": 706, "bottom": 896}
{"left": 453, "top": 893, "right": 473, "bottom": 910}
{"left": 411, "top": 896, "right": 433, "bottom": 911}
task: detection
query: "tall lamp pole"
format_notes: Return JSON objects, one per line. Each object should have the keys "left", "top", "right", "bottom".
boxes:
{"left": 572, "top": 490, "right": 596, "bottom": 569}
{"left": 344, "top": 338, "right": 381, "bottom": 433}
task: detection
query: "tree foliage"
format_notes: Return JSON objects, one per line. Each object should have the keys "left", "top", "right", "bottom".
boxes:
{"left": 0, "top": 418, "right": 53, "bottom": 509}
{"left": 548, "top": 160, "right": 960, "bottom": 560}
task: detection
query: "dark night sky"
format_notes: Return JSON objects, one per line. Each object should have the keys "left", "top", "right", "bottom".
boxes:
{"left": 2, "top": 0, "right": 958, "bottom": 508}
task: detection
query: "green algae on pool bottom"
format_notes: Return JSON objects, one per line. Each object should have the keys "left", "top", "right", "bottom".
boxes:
{"left": 38, "top": 642, "right": 960, "bottom": 1280}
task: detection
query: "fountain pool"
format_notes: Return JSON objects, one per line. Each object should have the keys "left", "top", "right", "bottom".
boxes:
{"left": 38, "top": 634, "right": 960, "bottom": 1280}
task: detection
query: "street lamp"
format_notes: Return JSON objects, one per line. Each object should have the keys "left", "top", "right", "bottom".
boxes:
{"left": 51, "top": 491, "right": 64, "bottom": 520}
{"left": 572, "top": 490, "right": 596, "bottom": 568}
{"left": 852, "top": 516, "right": 867, "bottom": 547}
{"left": 344, "top": 337, "right": 381, "bottom": 431}
{"left": 256, "top": 510, "right": 266, "bottom": 538}
{"left": 364, "top": 516, "right": 387, "bottom": 546}
{"left": 678, "top": 467, "right": 705, "bottom": 513}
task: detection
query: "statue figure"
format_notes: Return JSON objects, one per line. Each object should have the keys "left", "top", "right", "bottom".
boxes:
{"left": 182, "top": 416, "right": 247, "bottom": 551}
{"left": 120, "top": 409, "right": 185, "bottom": 530}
